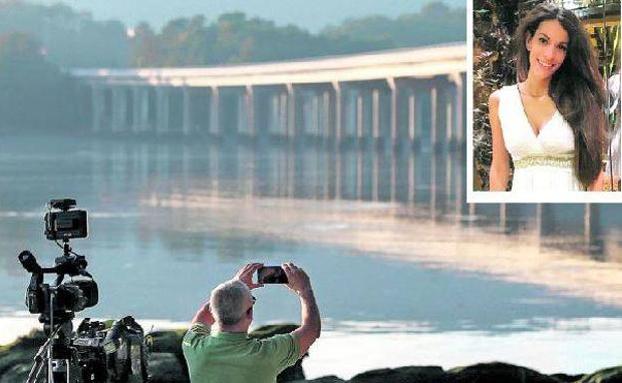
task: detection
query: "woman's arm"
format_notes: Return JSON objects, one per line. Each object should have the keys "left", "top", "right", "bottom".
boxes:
{"left": 488, "top": 91, "right": 511, "bottom": 191}
{"left": 588, "top": 170, "right": 605, "bottom": 191}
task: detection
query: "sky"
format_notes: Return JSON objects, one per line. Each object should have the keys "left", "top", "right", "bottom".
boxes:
{"left": 28, "top": 0, "right": 466, "bottom": 32}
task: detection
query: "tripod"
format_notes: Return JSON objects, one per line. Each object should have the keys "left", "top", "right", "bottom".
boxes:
{"left": 19, "top": 241, "right": 94, "bottom": 383}
{"left": 26, "top": 288, "right": 78, "bottom": 383}
{"left": 26, "top": 317, "right": 75, "bottom": 383}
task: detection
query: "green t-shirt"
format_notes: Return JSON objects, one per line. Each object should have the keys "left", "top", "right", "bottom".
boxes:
{"left": 182, "top": 323, "right": 301, "bottom": 383}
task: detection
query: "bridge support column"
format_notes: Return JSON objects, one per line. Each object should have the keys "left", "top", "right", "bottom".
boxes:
{"left": 331, "top": 82, "right": 342, "bottom": 149}
{"left": 210, "top": 86, "right": 219, "bottom": 136}
{"left": 245, "top": 85, "right": 255, "bottom": 139}
{"left": 131, "top": 87, "right": 143, "bottom": 134}
{"left": 321, "top": 89, "right": 330, "bottom": 141}
{"left": 429, "top": 81, "right": 438, "bottom": 148}
{"left": 140, "top": 87, "right": 151, "bottom": 133}
{"left": 91, "top": 84, "right": 104, "bottom": 134}
{"left": 286, "top": 84, "right": 303, "bottom": 143}
{"left": 388, "top": 78, "right": 398, "bottom": 150}
{"left": 156, "top": 87, "right": 170, "bottom": 134}
{"left": 434, "top": 76, "right": 450, "bottom": 149}
{"left": 372, "top": 88, "right": 380, "bottom": 146}
{"left": 111, "top": 87, "right": 128, "bottom": 133}
{"left": 449, "top": 73, "right": 464, "bottom": 146}
{"left": 278, "top": 91, "right": 288, "bottom": 139}
{"left": 182, "top": 86, "right": 192, "bottom": 136}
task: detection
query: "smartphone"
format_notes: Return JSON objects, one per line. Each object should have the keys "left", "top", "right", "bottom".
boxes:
{"left": 257, "top": 266, "right": 288, "bottom": 284}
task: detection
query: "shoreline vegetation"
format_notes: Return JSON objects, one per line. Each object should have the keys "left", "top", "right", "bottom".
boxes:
{"left": 1, "top": 325, "right": 620, "bottom": 383}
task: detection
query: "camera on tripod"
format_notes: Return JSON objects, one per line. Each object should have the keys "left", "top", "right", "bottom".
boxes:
{"left": 18, "top": 198, "right": 148, "bottom": 383}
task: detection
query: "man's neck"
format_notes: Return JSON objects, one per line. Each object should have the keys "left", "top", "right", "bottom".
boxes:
{"left": 216, "top": 322, "right": 249, "bottom": 333}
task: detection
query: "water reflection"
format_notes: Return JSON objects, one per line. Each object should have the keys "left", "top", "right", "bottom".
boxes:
{"left": 0, "top": 136, "right": 621, "bottom": 331}
{"left": 87, "top": 138, "right": 622, "bottom": 264}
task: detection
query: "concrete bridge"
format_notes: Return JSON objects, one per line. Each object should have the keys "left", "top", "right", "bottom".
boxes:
{"left": 71, "top": 42, "right": 466, "bottom": 148}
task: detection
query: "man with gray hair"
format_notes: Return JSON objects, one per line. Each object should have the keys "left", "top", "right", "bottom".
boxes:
{"left": 182, "top": 262, "right": 321, "bottom": 383}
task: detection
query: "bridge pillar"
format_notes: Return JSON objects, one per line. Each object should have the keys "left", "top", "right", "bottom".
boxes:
{"left": 111, "top": 86, "right": 128, "bottom": 133}
{"left": 156, "top": 87, "right": 170, "bottom": 134}
{"left": 448, "top": 72, "right": 464, "bottom": 146}
{"left": 130, "top": 87, "right": 139, "bottom": 134}
{"left": 407, "top": 85, "right": 416, "bottom": 149}
{"left": 209, "top": 86, "right": 220, "bottom": 136}
{"left": 278, "top": 91, "right": 288, "bottom": 139}
{"left": 387, "top": 78, "right": 398, "bottom": 150}
{"left": 433, "top": 76, "right": 450, "bottom": 149}
{"left": 139, "top": 87, "right": 151, "bottom": 133}
{"left": 91, "top": 84, "right": 105, "bottom": 134}
{"left": 321, "top": 89, "right": 331, "bottom": 141}
{"left": 131, "top": 86, "right": 144, "bottom": 134}
{"left": 372, "top": 88, "right": 380, "bottom": 146}
{"left": 429, "top": 81, "right": 438, "bottom": 148}
{"left": 355, "top": 90, "right": 364, "bottom": 146}
{"left": 245, "top": 85, "right": 255, "bottom": 139}
{"left": 331, "top": 82, "right": 343, "bottom": 149}
{"left": 182, "top": 86, "right": 192, "bottom": 136}
{"left": 286, "top": 84, "right": 303, "bottom": 143}
{"left": 253, "top": 85, "right": 283, "bottom": 145}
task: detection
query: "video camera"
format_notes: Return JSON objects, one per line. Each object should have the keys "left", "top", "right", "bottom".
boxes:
{"left": 18, "top": 198, "right": 148, "bottom": 383}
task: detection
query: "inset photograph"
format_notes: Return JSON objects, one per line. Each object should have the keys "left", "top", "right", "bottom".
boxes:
{"left": 470, "top": 0, "right": 621, "bottom": 202}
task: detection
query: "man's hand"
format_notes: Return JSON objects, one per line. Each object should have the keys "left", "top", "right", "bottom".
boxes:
{"left": 234, "top": 263, "right": 264, "bottom": 290}
{"left": 282, "top": 263, "right": 312, "bottom": 295}
{"left": 191, "top": 302, "right": 215, "bottom": 326}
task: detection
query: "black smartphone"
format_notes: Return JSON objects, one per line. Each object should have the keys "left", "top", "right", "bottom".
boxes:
{"left": 257, "top": 266, "right": 288, "bottom": 284}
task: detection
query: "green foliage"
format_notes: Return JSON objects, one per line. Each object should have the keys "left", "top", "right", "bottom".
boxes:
{"left": 0, "top": 0, "right": 129, "bottom": 68}
{"left": 322, "top": 2, "right": 466, "bottom": 48}
{"left": 130, "top": 2, "right": 466, "bottom": 67}
{"left": 0, "top": 32, "right": 79, "bottom": 132}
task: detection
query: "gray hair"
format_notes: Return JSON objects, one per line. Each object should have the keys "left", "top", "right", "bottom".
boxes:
{"left": 210, "top": 280, "right": 250, "bottom": 326}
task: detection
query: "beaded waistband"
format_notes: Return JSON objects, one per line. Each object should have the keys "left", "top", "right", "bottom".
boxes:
{"left": 514, "top": 153, "right": 574, "bottom": 169}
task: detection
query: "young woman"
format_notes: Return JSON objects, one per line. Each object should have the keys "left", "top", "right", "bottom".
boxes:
{"left": 488, "top": 4, "right": 606, "bottom": 192}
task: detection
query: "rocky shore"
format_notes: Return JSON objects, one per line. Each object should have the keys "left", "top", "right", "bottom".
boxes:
{"left": 1, "top": 324, "right": 620, "bottom": 383}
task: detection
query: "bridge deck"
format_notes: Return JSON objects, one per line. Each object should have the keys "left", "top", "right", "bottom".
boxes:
{"left": 70, "top": 43, "right": 466, "bottom": 87}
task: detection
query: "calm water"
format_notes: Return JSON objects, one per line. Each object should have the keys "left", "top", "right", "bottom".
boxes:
{"left": 1, "top": 135, "right": 621, "bottom": 378}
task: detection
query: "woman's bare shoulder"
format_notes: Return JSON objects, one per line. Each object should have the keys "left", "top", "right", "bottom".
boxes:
{"left": 488, "top": 84, "right": 516, "bottom": 108}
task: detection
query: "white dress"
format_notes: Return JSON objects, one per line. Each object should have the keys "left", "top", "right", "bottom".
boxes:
{"left": 497, "top": 84, "right": 583, "bottom": 191}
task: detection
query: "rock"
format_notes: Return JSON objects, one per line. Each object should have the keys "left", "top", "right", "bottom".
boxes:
{"left": 2, "top": 328, "right": 622, "bottom": 383}
{"left": 249, "top": 324, "right": 300, "bottom": 339}
{"left": 576, "top": 366, "right": 622, "bottom": 383}
{"left": 0, "top": 362, "right": 31, "bottom": 383}
{"left": 349, "top": 366, "right": 446, "bottom": 383}
{"left": 0, "top": 330, "right": 45, "bottom": 382}
{"left": 447, "top": 362, "right": 564, "bottom": 383}
{"left": 550, "top": 373, "right": 585, "bottom": 382}
{"left": 148, "top": 353, "right": 189, "bottom": 383}
{"left": 145, "top": 329, "right": 186, "bottom": 354}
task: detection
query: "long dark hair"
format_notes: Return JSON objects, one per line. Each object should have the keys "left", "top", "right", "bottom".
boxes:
{"left": 514, "top": 4, "right": 605, "bottom": 188}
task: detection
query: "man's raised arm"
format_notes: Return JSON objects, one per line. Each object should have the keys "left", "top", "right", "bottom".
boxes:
{"left": 282, "top": 263, "right": 321, "bottom": 356}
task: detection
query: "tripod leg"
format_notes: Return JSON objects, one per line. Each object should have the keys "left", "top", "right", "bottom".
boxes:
{"left": 26, "top": 337, "right": 53, "bottom": 383}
